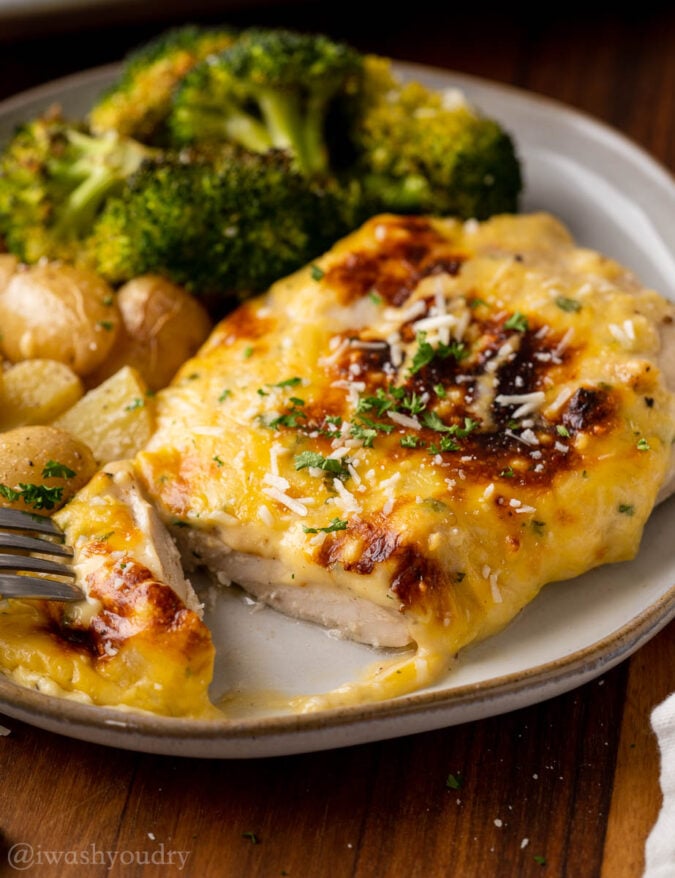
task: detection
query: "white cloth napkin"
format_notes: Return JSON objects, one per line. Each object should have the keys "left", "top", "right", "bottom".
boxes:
{"left": 644, "top": 692, "right": 675, "bottom": 877}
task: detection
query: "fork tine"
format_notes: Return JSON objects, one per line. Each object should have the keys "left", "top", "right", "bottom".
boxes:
{"left": 0, "top": 508, "right": 64, "bottom": 538}
{"left": 0, "top": 573, "right": 82, "bottom": 601}
{"left": 0, "top": 553, "right": 75, "bottom": 577}
{"left": 0, "top": 531, "right": 73, "bottom": 557}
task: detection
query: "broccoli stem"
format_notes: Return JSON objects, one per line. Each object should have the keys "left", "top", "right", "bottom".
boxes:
{"left": 256, "top": 90, "right": 309, "bottom": 170}
{"left": 52, "top": 131, "right": 156, "bottom": 240}
{"left": 220, "top": 107, "right": 273, "bottom": 154}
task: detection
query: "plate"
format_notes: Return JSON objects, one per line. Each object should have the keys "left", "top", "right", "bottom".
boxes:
{"left": 0, "top": 61, "right": 673, "bottom": 759}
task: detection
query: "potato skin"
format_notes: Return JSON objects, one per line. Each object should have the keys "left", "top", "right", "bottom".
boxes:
{"left": 88, "top": 275, "right": 212, "bottom": 391}
{"left": 0, "top": 426, "right": 97, "bottom": 513}
{"left": 0, "top": 263, "right": 120, "bottom": 376}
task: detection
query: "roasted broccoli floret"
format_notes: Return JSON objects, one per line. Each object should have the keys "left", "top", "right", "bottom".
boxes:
{"left": 169, "top": 28, "right": 363, "bottom": 177}
{"left": 0, "top": 113, "right": 158, "bottom": 265}
{"left": 89, "top": 145, "right": 360, "bottom": 299}
{"left": 88, "top": 24, "right": 237, "bottom": 142}
{"left": 345, "top": 56, "right": 523, "bottom": 220}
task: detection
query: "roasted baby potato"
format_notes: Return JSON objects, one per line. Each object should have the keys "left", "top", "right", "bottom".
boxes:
{"left": 0, "top": 262, "right": 120, "bottom": 376}
{"left": 0, "top": 253, "right": 18, "bottom": 293}
{"left": 0, "top": 358, "right": 84, "bottom": 430}
{"left": 88, "top": 275, "right": 212, "bottom": 391}
{"left": 53, "top": 365, "right": 155, "bottom": 465}
{"left": 0, "top": 425, "right": 97, "bottom": 513}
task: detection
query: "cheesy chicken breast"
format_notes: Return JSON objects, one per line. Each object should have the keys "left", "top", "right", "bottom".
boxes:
{"left": 134, "top": 211, "right": 674, "bottom": 711}
{"left": 1, "top": 211, "right": 673, "bottom": 715}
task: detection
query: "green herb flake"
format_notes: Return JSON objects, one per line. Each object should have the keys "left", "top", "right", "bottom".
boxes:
{"left": 556, "top": 425, "right": 570, "bottom": 438}
{"left": 408, "top": 331, "right": 467, "bottom": 376}
{"left": 213, "top": 455, "right": 224, "bottom": 467}
{"left": 367, "top": 290, "right": 382, "bottom": 305}
{"left": 97, "top": 320, "right": 114, "bottom": 331}
{"left": 434, "top": 383, "right": 447, "bottom": 398}
{"left": 243, "top": 346, "right": 254, "bottom": 359}
{"left": 504, "top": 312, "right": 529, "bottom": 332}
{"left": 429, "top": 437, "right": 461, "bottom": 454}
{"left": 619, "top": 504, "right": 635, "bottom": 516}
{"left": 500, "top": 466, "right": 515, "bottom": 478}
{"left": 274, "top": 377, "right": 303, "bottom": 388}
{"left": 533, "top": 855, "right": 547, "bottom": 866}
{"left": 218, "top": 389, "right": 232, "bottom": 402}
{"left": 555, "top": 296, "right": 582, "bottom": 313}
{"left": 242, "top": 832, "right": 260, "bottom": 845}
{"left": 445, "top": 773, "right": 463, "bottom": 790}
{"left": 303, "top": 517, "right": 348, "bottom": 535}
{"left": 637, "top": 438, "right": 650, "bottom": 451}
{"left": 400, "top": 435, "right": 424, "bottom": 448}
{"left": 0, "top": 483, "right": 63, "bottom": 510}
{"left": 124, "top": 397, "right": 145, "bottom": 411}
{"left": 42, "top": 460, "right": 76, "bottom": 479}
{"left": 310, "top": 264, "right": 325, "bottom": 281}
{"left": 294, "top": 451, "right": 349, "bottom": 479}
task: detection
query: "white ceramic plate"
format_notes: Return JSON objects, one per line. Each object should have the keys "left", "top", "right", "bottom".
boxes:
{"left": 0, "top": 62, "right": 673, "bottom": 758}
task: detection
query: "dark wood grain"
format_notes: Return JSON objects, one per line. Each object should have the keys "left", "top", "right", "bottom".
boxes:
{"left": 0, "top": 4, "right": 673, "bottom": 876}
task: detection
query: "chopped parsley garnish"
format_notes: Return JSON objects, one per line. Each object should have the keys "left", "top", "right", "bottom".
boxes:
{"left": 556, "top": 425, "right": 571, "bottom": 438}
{"left": 303, "top": 517, "right": 348, "bottom": 534}
{"left": 294, "top": 451, "right": 349, "bottom": 479}
{"left": 637, "top": 438, "right": 650, "bottom": 451}
{"left": 408, "top": 331, "right": 467, "bottom": 376}
{"left": 400, "top": 435, "right": 424, "bottom": 448}
{"left": 532, "top": 520, "right": 546, "bottom": 536}
{"left": 423, "top": 413, "right": 478, "bottom": 437}
{"left": 349, "top": 423, "right": 378, "bottom": 447}
{"left": 445, "top": 773, "right": 463, "bottom": 790}
{"left": 213, "top": 455, "right": 224, "bottom": 467}
{"left": 310, "top": 264, "right": 325, "bottom": 281}
{"left": 242, "top": 832, "right": 260, "bottom": 845}
{"left": 42, "top": 460, "right": 76, "bottom": 479}
{"left": 124, "top": 397, "right": 145, "bottom": 411}
{"left": 274, "top": 377, "right": 303, "bottom": 388}
{"left": 357, "top": 386, "right": 426, "bottom": 418}
{"left": 429, "top": 437, "right": 461, "bottom": 453}
{"left": 267, "top": 409, "right": 307, "bottom": 429}
{"left": 504, "top": 312, "right": 529, "bottom": 332}
{"left": 618, "top": 504, "right": 635, "bottom": 516}
{"left": 97, "top": 320, "right": 114, "bottom": 331}
{"left": 421, "top": 411, "right": 452, "bottom": 432}
{"left": 555, "top": 296, "right": 582, "bottom": 313}
{"left": 350, "top": 417, "right": 394, "bottom": 446}
{"left": 0, "top": 483, "right": 64, "bottom": 510}
{"left": 218, "top": 389, "right": 232, "bottom": 402}
{"left": 243, "top": 346, "right": 254, "bottom": 359}
{"left": 500, "top": 466, "right": 515, "bottom": 478}
{"left": 533, "top": 855, "right": 547, "bottom": 866}
{"left": 368, "top": 290, "right": 382, "bottom": 305}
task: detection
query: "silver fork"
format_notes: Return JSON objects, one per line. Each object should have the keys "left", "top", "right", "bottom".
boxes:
{"left": 0, "top": 507, "right": 83, "bottom": 601}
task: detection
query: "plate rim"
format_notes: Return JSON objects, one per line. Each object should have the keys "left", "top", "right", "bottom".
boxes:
{"left": 0, "top": 59, "right": 673, "bottom": 757}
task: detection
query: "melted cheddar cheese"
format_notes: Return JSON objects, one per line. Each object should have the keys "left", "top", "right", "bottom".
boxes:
{"left": 134, "top": 212, "right": 674, "bottom": 711}
{"left": 1, "top": 212, "right": 673, "bottom": 715}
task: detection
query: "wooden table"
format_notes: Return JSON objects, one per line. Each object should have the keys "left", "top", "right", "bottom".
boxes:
{"left": 0, "top": 3, "right": 673, "bottom": 876}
